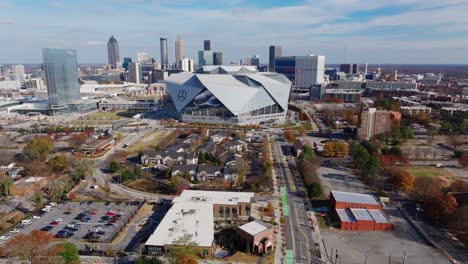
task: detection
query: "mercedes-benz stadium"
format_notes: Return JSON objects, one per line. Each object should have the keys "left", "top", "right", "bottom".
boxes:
{"left": 165, "top": 66, "right": 292, "bottom": 125}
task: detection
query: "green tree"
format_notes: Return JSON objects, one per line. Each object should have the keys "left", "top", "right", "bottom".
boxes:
{"left": 58, "top": 242, "right": 80, "bottom": 264}
{"left": 120, "top": 169, "right": 134, "bottom": 182}
{"left": 71, "top": 159, "right": 93, "bottom": 181}
{"left": 32, "top": 192, "right": 44, "bottom": 208}
{"left": 245, "top": 243, "right": 251, "bottom": 253}
{"left": 400, "top": 126, "right": 414, "bottom": 139}
{"left": 133, "top": 166, "right": 142, "bottom": 179}
{"left": 363, "top": 156, "right": 380, "bottom": 186}
{"left": 353, "top": 145, "right": 370, "bottom": 170}
{"left": 24, "top": 137, "right": 53, "bottom": 161}
{"left": 299, "top": 145, "right": 316, "bottom": 160}
{"left": 308, "top": 182, "right": 323, "bottom": 198}
{"left": 168, "top": 234, "right": 199, "bottom": 264}
{"left": 48, "top": 155, "right": 69, "bottom": 173}
{"left": 391, "top": 126, "right": 402, "bottom": 141}
{"left": 0, "top": 178, "right": 12, "bottom": 196}
{"left": 137, "top": 256, "right": 163, "bottom": 264}
{"left": 108, "top": 161, "right": 120, "bottom": 173}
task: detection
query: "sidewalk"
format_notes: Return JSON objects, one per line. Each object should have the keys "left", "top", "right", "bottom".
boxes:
{"left": 269, "top": 138, "right": 285, "bottom": 264}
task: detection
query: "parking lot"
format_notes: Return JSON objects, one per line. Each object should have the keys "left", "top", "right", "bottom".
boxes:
{"left": 4, "top": 201, "right": 142, "bottom": 249}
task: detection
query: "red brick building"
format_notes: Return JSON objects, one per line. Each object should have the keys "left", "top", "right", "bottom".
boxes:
{"left": 330, "top": 190, "right": 393, "bottom": 231}
{"left": 237, "top": 220, "right": 276, "bottom": 255}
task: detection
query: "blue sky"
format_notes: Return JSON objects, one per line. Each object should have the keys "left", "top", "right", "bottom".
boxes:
{"left": 1, "top": 0, "right": 468, "bottom": 64}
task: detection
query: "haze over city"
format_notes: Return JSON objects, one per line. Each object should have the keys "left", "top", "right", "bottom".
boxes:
{"left": 1, "top": 0, "right": 468, "bottom": 64}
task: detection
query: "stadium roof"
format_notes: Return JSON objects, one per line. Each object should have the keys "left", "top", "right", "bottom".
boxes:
{"left": 166, "top": 72, "right": 291, "bottom": 116}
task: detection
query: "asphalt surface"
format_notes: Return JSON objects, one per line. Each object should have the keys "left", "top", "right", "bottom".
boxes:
{"left": 272, "top": 136, "right": 320, "bottom": 264}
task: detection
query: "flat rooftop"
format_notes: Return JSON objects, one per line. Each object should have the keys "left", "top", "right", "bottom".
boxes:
{"left": 239, "top": 220, "right": 271, "bottom": 236}
{"left": 336, "top": 208, "right": 390, "bottom": 224}
{"left": 331, "top": 190, "right": 379, "bottom": 206}
{"left": 172, "top": 190, "right": 254, "bottom": 205}
{"left": 145, "top": 202, "right": 214, "bottom": 247}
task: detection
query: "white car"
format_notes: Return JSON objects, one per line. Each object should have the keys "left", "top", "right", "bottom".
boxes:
{"left": 32, "top": 215, "right": 41, "bottom": 219}
{"left": 42, "top": 208, "right": 52, "bottom": 212}
{"left": 49, "top": 203, "right": 58, "bottom": 207}
{"left": 9, "top": 229, "right": 19, "bottom": 233}
{"left": 54, "top": 218, "right": 63, "bottom": 222}
{"left": 0, "top": 235, "right": 10, "bottom": 241}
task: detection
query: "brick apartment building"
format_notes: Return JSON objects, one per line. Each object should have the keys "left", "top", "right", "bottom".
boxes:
{"left": 358, "top": 107, "right": 401, "bottom": 140}
{"left": 237, "top": 220, "right": 276, "bottom": 254}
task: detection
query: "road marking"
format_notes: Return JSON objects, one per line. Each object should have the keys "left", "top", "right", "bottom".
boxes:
{"left": 294, "top": 203, "right": 312, "bottom": 262}
{"left": 285, "top": 250, "right": 294, "bottom": 264}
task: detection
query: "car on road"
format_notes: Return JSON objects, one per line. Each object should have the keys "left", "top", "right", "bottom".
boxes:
{"left": 41, "top": 226, "right": 54, "bottom": 231}
{"left": 0, "top": 235, "right": 10, "bottom": 241}
{"left": 50, "top": 221, "right": 60, "bottom": 225}
{"left": 32, "top": 215, "right": 41, "bottom": 219}
{"left": 54, "top": 218, "right": 63, "bottom": 222}
{"left": 9, "top": 228, "right": 19, "bottom": 233}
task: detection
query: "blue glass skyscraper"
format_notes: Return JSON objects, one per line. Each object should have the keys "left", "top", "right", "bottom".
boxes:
{"left": 42, "top": 48, "right": 80, "bottom": 109}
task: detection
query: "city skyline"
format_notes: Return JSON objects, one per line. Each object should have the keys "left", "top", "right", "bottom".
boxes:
{"left": 1, "top": 0, "right": 468, "bottom": 64}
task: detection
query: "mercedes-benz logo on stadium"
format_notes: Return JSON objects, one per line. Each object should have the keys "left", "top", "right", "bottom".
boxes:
{"left": 177, "top": 90, "right": 187, "bottom": 102}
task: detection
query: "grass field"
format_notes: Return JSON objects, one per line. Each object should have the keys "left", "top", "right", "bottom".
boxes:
{"left": 126, "top": 130, "right": 168, "bottom": 154}
{"left": 83, "top": 111, "right": 135, "bottom": 120}
{"left": 400, "top": 165, "right": 457, "bottom": 179}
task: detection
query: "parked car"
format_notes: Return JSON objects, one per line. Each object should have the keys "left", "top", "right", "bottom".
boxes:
{"left": 41, "top": 226, "right": 54, "bottom": 231}
{"left": 9, "top": 228, "right": 19, "bottom": 233}
{"left": 50, "top": 221, "right": 60, "bottom": 225}
{"left": 54, "top": 218, "right": 63, "bottom": 222}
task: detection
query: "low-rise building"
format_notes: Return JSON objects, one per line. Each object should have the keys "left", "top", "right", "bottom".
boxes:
{"left": 82, "top": 138, "right": 115, "bottom": 154}
{"left": 236, "top": 220, "right": 276, "bottom": 255}
{"left": 400, "top": 106, "right": 432, "bottom": 116}
{"left": 331, "top": 190, "right": 392, "bottom": 231}
{"left": 10, "top": 177, "right": 47, "bottom": 196}
{"left": 222, "top": 140, "right": 248, "bottom": 153}
{"left": 196, "top": 165, "right": 223, "bottom": 181}
{"left": 145, "top": 190, "right": 254, "bottom": 256}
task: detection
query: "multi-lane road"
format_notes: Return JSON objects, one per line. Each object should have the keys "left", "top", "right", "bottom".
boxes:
{"left": 272, "top": 136, "right": 322, "bottom": 264}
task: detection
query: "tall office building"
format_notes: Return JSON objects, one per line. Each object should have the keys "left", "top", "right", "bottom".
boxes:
{"left": 160, "top": 37, "right": 169, "bottom": 69}
{"left": 198, "top": 50, "right": 213, "bottom": 65}
{"left": 242, "top": 58, "right": 252, "bottom": 65}
{"left": 107, "top": 35, "right": 120, "bottom": 69}
{"left": 251, "top": 55, "right": 260, "bottom": 68}
{"left": 269, "top": 45, "right": 282, "bottom": 72}
{"left": 175, "top": 35, "right": 184, "bottom": 69}
{"left": 339, "top": 64, "right": 359, "bottom": 74}
{"left": 128, "top": 62, "right": 141, "bottom": 84}
{"left": 12, "top": 65, "right": 25, "bottom": 84}
{"left": 137, "top": 52, "right": 150, "bottom": 63}
{"left": 0, "top": 65, "right": 4, "bottom": 74}
{"left": 122, "top": 57, "right": 132, "bottom": 70}
{"left": 204, "top": 40, "right": 211, "bottom": 51}
{"left": 275, "top": 55, "right": 325, "bottom": 89}
{"left": 42, "top": 48, "right": 81, "bottom": 109}
{"left": 358, "top": 108, "right": 402, "bottom": 140}
{"left": 213, "top": 52, "right": 223, "bottom": 65}
{"left": 181, "top": 58, "right": 194, "bottom": 72}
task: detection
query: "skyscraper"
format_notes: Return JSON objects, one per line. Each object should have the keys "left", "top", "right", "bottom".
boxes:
{"left": 12, "top": 65, "right": 25, "bottom": 84}
{"left": 107, "top": 35, "right": 120, "bottom": 69}
{"left": 204, "top": 40, "right": 211, "bottom": 51}
{"left": 213, "top": 52, "right": 223, "bottom": 65}
{"left": 160, "top": 37, "right": 169, "bottom": 69}
{"left": 251, "top": 55, "right": 260, "bottom": 68}
{"left": 339, "top": 64, "right": 359, "bottom": 74}
{"left": 269, "top": 45, "right": 282, "bottom": 72}
{"left": 122, "top": 57, "right": 132, "bottom": 71}
{"left": 137, "top": 52, "right": 150, "bottom": 63}
{"left": 181, "top": 58, "right": 194, "bottom": 72}
{"left": 42, "top": 48, "right": 81, "bottom": 108}
{"left": 198, "top": 51, "right": 213, "bottom": 65}
{"left": 175, "top": 35, "right": 184, "bottom": 69}
{"left": 275, "top": 55, "right": 325, "bottom": 88}
{"left": 128, "top": 62, "right": 141, "bottom": 84}
{"left": 358, "top": 108, "right": 401, "bottom": 140}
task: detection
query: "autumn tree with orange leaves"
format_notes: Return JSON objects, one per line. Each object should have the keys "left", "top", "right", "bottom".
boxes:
{"left": 0, "top": 230, "right": 62, "bottom": 263}
{"left": 392, "top": 170, "right": 416, "bottom": 192}
{"left": 283, "top": 130, "right": 296, "bottom": 143}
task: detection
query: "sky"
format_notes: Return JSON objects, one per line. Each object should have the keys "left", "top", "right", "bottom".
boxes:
{"left": 1, "top": 0, "right": 468, "bottom": 64}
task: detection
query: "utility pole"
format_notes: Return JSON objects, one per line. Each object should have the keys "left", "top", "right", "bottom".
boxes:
{"left": 388, "top": 252, "right": 392, "bottom": 264}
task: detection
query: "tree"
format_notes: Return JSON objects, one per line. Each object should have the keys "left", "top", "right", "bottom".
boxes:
{"left": 32, "top": 192, "right": 44, "bottom": 208}
{"left": 391, "top": 126, "right": 402, "bottom": 141}
{"left": 449, "top": 179, "right": 468, "bottom": 192}
{"left": 137, "top": 256, "right": 163, "bottom": 264}
{"left": 24, "top": 137, "right": 53, "bottom": 161}
{"left": 48, "top": 155, "right": 69, "bottom": 173}
{"left": 58, "top": 242, "right": 80, "bottom": 264}
{"left": 393, "top": 170, "right": 415, "bottom": 192}
{"left": 68, "top": 132, "right": 87, "bottom": 149}
{"left": 120, "top": 168, "right": 134, "bottom": 182}
{"left": 362, "top": 156, "right": 380, "bottom": 186}
{"left": 23, "top": 159, "right": 52, "bottom": 177}
{"left": 168, "top": 234, "right": 199, "bottom": 264}
{"left": 400, "top": 126, "right": 414, "bottom": 139}
{"left": 198, "top": 152, "right": 206, "bottom": 164}
{"left": 71, "top": 158, "right": 93, "bottom": 181}
{"left": 283, "top": 130, "right": 296, "bottom": 143}
{"left": 299, "top": 145, "right": 316, "bottom": 160}
{"left": 267, "top": 202, "right": 275, "bottom": 216}
{"left": 0, "top": 230, "right": 61, "bottom": 263}
{"left": 308, "top": 182, "right": 323, "bottom": 198}
{"left": 298, "top": 126, "right": 306, "bottom": 136}
{"left": 425, "top": 192, "right": 458, "bottom": 221}
{"left": 459, "top": 154, "right": 468, "bottom": 168}
{"left": 0, "top": 178, "right": 12, "bottom": 196}
{"left": 108, "top": 161, "right": 120, "bottom": 173}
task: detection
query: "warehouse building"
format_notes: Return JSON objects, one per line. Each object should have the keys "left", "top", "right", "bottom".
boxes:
{"left": 330, "top": 190, "right": 393, "bottom": 231}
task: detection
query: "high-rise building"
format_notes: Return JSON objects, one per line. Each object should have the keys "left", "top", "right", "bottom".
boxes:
{"left": 137, "top": 52, "right": 150, "bottom": 63}
{"left": 107, "top": 35, "right": 120, "bottom": 69}
{"left": 128, "top": 62, "right": 142, "bottom": 84}
{"left": 242, "top": 58, "right": 252, "bottom": 65}
{"left": 122, "top": 57, "right": 132, "bottom": 70}
{"left": 275, "top": 55, "right": 325, "bottom": 89}
{"left": 12, "top": 65, "right": 25, "bottom": 84}
{"left": 160, "top": 37, "right": 169, "bottom": 69}
{"left": 175, "top": 35, "right": 184, "bottom": 69}
{"left": 339, "top": 64, "right": 359, "bottom": 74}
{"left": 181, "top": 58, "right": 194, "bottom": 72}
{"left": 269, "top": 45, "right": 282, "bottom": 72}
{"left": 198, "top": 50, "right": 213, "bottom": 65}
{"left": 0, "top": 65, "right": 4, "bottom": 74}
{"left": 42, "top": 48, "right": 81, "bottom": 109}
{"left": 251, "top": 55, "right": 260, "bottom": 68}
{"left": 213, "top": 52, "right": 223, "bottom": 65}
{"left": 358, "top": 108, "right": 402, "bottom": 140}
{"left": 204, "top": 40, "right": 211, "bottom": 51}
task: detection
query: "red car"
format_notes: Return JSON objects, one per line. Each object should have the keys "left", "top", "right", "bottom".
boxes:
{"left": 109, "top": 219, "right": 116, "bottom": 224}
{"left": 105, "top": 212, "right": 115, "bottom": 216}
{"left": 50, "top": 221, "right": 60, "bottom": 225}
{"left": 90, "top": 211, "right": 97, "bottom": 216}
